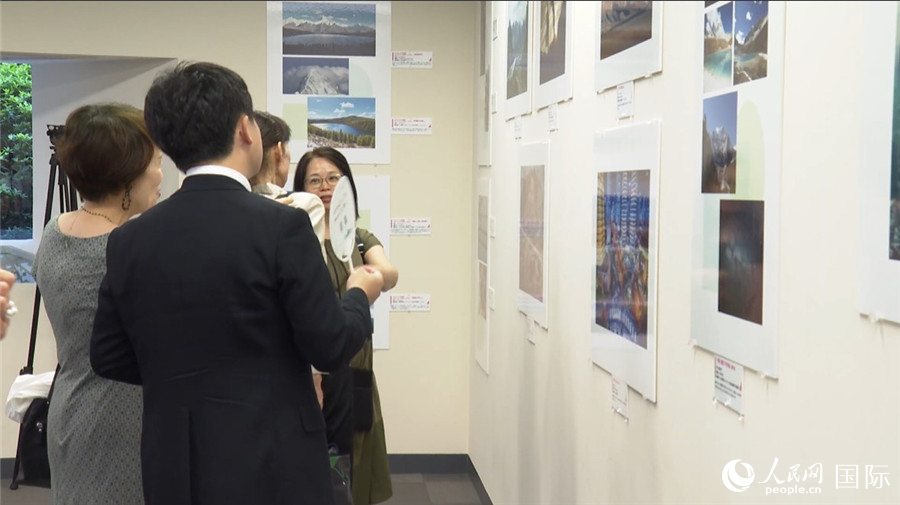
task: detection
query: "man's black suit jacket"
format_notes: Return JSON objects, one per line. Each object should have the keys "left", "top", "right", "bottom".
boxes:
{"left": 91, "top": 174, "right": 371, "bottom": 505}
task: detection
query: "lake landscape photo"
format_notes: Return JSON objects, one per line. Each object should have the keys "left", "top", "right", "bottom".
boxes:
{"left": 733, "top": 1, "right": 768, "bottom": 85}
{"left": 704, "top": 2, "right": 733, "bottom": 93}
{"left": 282, "top": 2, "right": 376, "bottom": 57}
{"left": 307, "top": 96, "right": 376, "bottom": 148}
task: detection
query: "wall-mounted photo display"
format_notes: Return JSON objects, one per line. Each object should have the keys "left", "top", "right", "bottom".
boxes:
{"left": 476, "top": 1, "right": 493, "bottom": 166}
{"left": 266, "top": 1, "right": 392, "bottom": 164}
{"left": 533, "top": 1, "right": 573, "bottom": 110}
{"left": 692, "top": 1, "right": 784, "bottom": 377}
{"left": 475, "top": 177, "right": 492, "bottom": 373}
{"left": 701, "top": 91, "right": 737, "bottom": 194}
{"left": 858, "top": 1, "right": 900, "bottom": 324}
{"left": 505, "top": 0, "right": 533, "bottom": 120}
{"left": 591, "top": 120, "right": 660, "bottom": 402}
{"left": 517, "top": 142, "right": 550, "bottom": 328}
{"left": 703, "top": 1, "right": 733, "bottom": 94}
{"left": 595, "top": 1, "right": 663, "bottom": 93}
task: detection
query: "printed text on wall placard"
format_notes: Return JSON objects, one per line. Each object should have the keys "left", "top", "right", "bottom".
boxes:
{"left": 390, "top": 294, "right": 431, "bottom": 312}
{"left": 391, "top": 118, "right": 433, "bottom": 135}
{"left": 391, "top": 51, "right": 433, "bottom": 68}
{"left": 714, "top": 355, "right": 744, "bottom": 415}
{"left": 391, "top": 218, "right": 431, "bottom": 235}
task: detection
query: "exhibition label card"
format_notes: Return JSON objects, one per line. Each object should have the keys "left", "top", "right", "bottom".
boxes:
{"left": 390, "top": 218, "right": 431, "bottom": 235}
{"left": 391, "top": 118, "right": 433, "bottom": 135}
{"left": 714, "top": 355, "right": 744, "bottom": 415}
{"left": 389, "top": 294, "right": 431, "bottom": 312}
{"left": 616, "top": 80, "right": 634, "bottom": 119}
{"left": 514, "top": 116, "right": 523, "bottom": 139}
{"left": 391, "top": 51, "right": 433, "bottom": 68}
{"left": 611, "top": 375, "right": 629, "bottom": 420}
{"left": 548, "top": 103, "right": 559, "bottom": 132}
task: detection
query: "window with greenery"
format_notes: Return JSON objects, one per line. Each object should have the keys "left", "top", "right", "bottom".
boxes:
{"left": 1, "top": 62, "right": 34, "bottom": 240}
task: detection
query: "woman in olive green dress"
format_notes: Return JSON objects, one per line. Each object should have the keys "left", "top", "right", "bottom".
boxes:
{"left": 294, "top": 147, "right": 398, "bottom": 505}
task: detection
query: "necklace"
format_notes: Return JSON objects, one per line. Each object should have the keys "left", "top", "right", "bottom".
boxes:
{"left": 81, "top": 207, "right": 117, "bottom": 225}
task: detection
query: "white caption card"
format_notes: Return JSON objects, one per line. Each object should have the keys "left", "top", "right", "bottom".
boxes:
{"left": 548, "top": 103, "right": 559, "bottom": 132}
{"left": 612, "top": 375, "right": 629, "bottom": 420}
{"left": 390, "top": 218, "right": 431, "bottom": 235}
{"left": 389, "top": 294, "right": 431, "bottom": 312}
{"left": 391, "top": 118, "right": 433, "bottom": 135}
{"left": 714, "top": 355, "right": 744, "bottom": 416}
{"left": 616, "top": 80, "right": 635, "bottom": 119}
{"left": 391, "top": 51, "right": 433, "bottom": 68}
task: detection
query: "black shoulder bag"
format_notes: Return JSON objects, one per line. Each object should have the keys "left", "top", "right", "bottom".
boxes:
{"left": 10, "top": 363, "right": 59, "bottom": 489}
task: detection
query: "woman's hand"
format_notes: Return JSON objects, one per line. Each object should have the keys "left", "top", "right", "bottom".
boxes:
{"left": 0, "top": 268, "right": 17, "bottom": 340}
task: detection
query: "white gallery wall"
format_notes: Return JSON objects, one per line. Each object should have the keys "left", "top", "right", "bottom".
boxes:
{"left": 0, "top": 1, "right": 476, "bottom": 460}
{"left": 468, "top": 2, "right": 900, "bottom": 505}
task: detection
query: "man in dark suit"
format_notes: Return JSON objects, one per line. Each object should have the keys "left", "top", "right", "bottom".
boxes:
{"left": 90, "top": 61, "right": 384, "bottom": 505}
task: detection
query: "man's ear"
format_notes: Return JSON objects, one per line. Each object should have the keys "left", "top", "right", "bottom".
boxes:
{"left": 237, "top": 114, "right": 255, "bottom": 145}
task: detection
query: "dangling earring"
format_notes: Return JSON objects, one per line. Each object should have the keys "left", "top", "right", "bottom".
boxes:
{"left": 122, "top": 188, "right": 132, "bottom": 211}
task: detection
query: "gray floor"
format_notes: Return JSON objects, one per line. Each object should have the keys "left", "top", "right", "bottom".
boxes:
{"left": 1, "top": 472, "right": 490, "bottom": 505}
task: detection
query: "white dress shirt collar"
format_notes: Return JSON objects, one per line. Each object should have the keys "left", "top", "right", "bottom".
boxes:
{"left": 185, "top": 165, "right": 251, "bottom": 192}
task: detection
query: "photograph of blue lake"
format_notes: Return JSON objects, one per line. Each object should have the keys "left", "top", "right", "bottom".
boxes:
{"left": 307, "top": 96, "right": 376, "bottom": 148}
{"left": 282, "top": 2, "right": 376, "bottom": 57}
{"left": 316, "top": 123, "right": 363, "bottom": 135}
{"left": 704, "top": 2, "right": 733, "bottom": 93}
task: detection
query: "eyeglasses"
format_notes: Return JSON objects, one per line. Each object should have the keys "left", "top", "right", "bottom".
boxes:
{"left": 305, "top": 174, "right": 342, "bottom": 189}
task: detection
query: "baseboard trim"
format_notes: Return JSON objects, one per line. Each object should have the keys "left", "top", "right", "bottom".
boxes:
{"left": 388, "top": 454, "right": 491, "bottom": 505}
{"left": 1, "top": 458, "right": 13, "bottom": 480}
{"left": 3, "top": 454, "right": 492, "bottom": 504}
{"left": 464, "top": 455, "right": 494, "bottom": 505}
{"left": 387, "top": 453, "right": 469, "bottom": 473}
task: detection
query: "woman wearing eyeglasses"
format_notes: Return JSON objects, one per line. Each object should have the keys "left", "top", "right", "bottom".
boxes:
{"left": 294, "top": 147, "right": 398, "bottom": 505}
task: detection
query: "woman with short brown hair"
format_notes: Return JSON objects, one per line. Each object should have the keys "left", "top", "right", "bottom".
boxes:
{"left": 34, "top": 102, "right": 163, "bottom": 504}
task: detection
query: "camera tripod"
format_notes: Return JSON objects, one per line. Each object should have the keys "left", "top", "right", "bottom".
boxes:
{"left": 10, "top": 124, "right": 78, "bottom": 490}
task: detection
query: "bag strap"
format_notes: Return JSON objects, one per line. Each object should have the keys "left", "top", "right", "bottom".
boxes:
{"left": 46, "top": 363, "right": 61, "bottom": 402}
{"left": 356, "top": 231, "right": 366, "bottom": 258}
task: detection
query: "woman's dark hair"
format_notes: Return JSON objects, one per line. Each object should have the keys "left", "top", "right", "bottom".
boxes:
{"left": 293, "top": 147, "right": 359, "bottom": 219}
{"left": 254, "top": 110, "right": 291, "bottom": 150}
{"left": 250, "top": 111, "right": 292, "bottom": 186}
{"left": 144, "top": 61, "right": 254, "bottom": 171}
{"left": 56, "top": 103, "right": 154, "bottom": 202}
